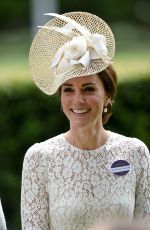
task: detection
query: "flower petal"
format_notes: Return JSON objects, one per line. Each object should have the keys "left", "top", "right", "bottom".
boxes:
{"left": 89, "top": 47, "right": 100, "bottom": 59}
{"left": 91, "top": 34, "right": 107, "bottom": 44}
{"left": 79, "top": 50, "right": 90, "bottom": 67}
{"left": 64, "top": 36, "right": 87, "bottom": 60}
{"left": 70, "top": 59, "right": 79, "bottom": 65}
{"left": 51, "top": 46, "right": 64, "bottom": 68}
{"left": 93, "top": 42, "right": 108, "bottom": 57}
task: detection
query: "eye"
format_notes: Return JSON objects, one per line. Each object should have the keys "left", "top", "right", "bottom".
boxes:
{"left": 62, "top": 87, "right": 74, "bottom": 93}
{"left": 84, "top": 86, "right": 96, "bottom": 92}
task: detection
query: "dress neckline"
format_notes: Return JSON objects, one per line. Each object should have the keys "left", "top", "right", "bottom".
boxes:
{"left": 60, "top": 130, "right": 113, "bottom": 154}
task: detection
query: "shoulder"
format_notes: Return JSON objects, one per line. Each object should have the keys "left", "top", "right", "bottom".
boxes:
{"left": 24, "top": 133, "right": 65, "bottom": 162}
{"left": 108, "top": 131, "right": 149, "bottom": 156}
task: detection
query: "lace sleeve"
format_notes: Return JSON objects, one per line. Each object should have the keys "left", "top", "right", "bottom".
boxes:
{"left": 21, "top": 144, "right": 50, "bottom": 230}
{"left": 134, "top": 140, "right": 150, "bottom": 222}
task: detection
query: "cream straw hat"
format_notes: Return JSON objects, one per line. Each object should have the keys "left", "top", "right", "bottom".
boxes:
{"left": 29, "top": 11, "right": 115, "bottom": 95}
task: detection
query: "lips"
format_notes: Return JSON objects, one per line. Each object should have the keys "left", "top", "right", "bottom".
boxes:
{"left": 71, "top": 108, "right": 90, "bottom": 114}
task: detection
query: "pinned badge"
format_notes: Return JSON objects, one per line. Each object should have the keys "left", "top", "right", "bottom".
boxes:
{"left": 111, "top": 160, "right": 130, "bottom": 176}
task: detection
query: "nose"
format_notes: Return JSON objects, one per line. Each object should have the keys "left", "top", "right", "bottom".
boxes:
{"left": 74, "top": 91, "right": 85, "bottom": 104}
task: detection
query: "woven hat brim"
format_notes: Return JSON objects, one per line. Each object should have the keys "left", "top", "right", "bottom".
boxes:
{"left": 29, "top": 12, "right": 115, "bottom": 95}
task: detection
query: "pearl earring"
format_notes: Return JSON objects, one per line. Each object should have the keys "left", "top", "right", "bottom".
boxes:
{"left": 103, "top": 107, "right": 107, "bottom": 113}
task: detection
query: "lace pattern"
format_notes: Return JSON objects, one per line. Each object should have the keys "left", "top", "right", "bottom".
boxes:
{"left": 21, "top": 131, "right": 150, "bottom": 229}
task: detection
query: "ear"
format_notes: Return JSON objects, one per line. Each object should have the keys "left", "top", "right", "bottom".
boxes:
{"left": 104, "top": 96, "right": 112, "bottom": 106}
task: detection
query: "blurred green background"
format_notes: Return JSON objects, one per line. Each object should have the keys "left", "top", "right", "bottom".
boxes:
{"left": 0, "top": 0, "right": 150, "bottom": 229}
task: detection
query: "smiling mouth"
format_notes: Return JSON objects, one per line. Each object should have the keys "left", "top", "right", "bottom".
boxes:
{"left": 71, "top": 109, "right": 90, "bottom": 114}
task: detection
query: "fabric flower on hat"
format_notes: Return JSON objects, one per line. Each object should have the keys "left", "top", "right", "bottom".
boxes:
{"left": 51, "top": 33, "right": 109, "bottom": 69}
{"left": 64, "top": 36, "right": 88, "bottom": 64}
{"left": 89, "top": 34, "right": 108, "bottom": 58}
{"left": 40, "top": 13, "right": 110, "bottom": 70}
{"left": 51, "top": 35, "right": 90, "bottom": 68}
{"left": 64, "top": 36, "right": 92, "bottom": 68}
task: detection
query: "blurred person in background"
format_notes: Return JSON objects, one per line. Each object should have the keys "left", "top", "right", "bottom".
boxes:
{"left": 0, "top": 199, "right": 7, "bottom": 230}
{"left": 21, "top": 12, "right": 150, "bottom": 230}
{"left": 89, "top": 222, "right": 150, "bottom": 230}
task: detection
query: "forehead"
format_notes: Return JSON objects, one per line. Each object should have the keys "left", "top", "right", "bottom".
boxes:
{"left": 62, "top": 74, "right": 102, "bottom": 86}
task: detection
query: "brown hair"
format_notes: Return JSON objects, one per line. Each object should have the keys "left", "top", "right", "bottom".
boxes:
{"left": 98, "top": 64, "right": 117, "bottom": 125}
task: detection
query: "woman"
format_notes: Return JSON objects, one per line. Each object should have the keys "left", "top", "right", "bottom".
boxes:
{"left": 21, "top": 12, "right": 150, "bottom": 229}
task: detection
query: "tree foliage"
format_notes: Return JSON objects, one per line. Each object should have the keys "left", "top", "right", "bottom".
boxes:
{"left": 0, "top": 0, "right": 149, "bottom": 29}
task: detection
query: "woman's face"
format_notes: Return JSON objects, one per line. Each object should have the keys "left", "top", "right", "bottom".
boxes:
{"left": 60, "top": 74, "right": 110, "bottom": 129}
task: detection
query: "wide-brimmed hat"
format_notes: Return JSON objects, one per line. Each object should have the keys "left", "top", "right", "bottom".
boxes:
{"left": 29, "top": 11, "right": 115, "bottom": 95}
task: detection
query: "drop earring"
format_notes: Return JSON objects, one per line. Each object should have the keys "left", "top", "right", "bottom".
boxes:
{"left": 103, "top": 107, "right": 108, "bottom": 113}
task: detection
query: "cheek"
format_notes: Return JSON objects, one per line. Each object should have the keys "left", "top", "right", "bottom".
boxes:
{"left": 61, "top": 96, "right": 70, "bottom": 111}
{"left": 87, "top": 94, "right": 105, "bottom": 107}
{"left": 60, "top": 96, "right": 65, "bottom": 109}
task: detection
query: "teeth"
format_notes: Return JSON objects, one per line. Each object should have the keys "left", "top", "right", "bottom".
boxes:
{"left": 72, "top": 109, "right": 89, "bottom": 114}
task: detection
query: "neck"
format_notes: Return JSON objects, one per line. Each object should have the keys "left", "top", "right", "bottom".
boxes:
{"left": 65, "top": 125, "right": 109, "bottom": 150}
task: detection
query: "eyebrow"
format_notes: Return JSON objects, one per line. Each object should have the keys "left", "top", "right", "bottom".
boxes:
{"left": 61, "top": 83, "right": 97, "bottom": 87}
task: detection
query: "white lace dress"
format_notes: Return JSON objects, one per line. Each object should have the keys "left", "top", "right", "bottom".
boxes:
{"left": 21, "top": 131, "right": 150, "bottom": 230}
